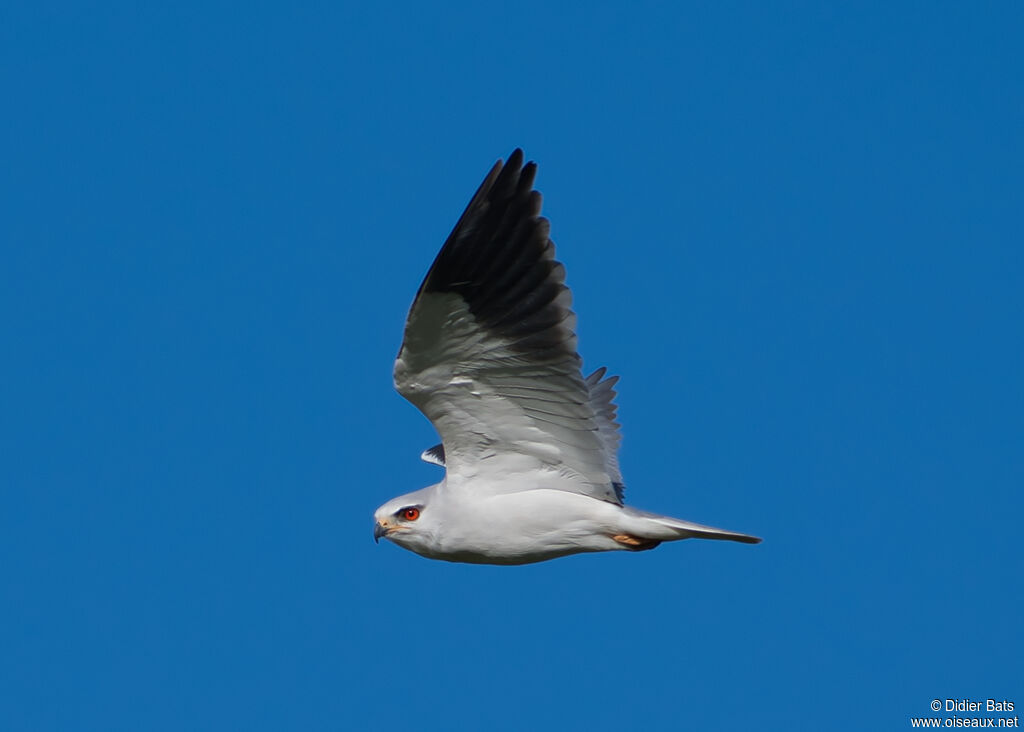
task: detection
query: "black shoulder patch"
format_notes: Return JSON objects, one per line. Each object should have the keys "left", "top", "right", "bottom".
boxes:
{"left": 420, "top": 443, "right": 445, "bottom": 467}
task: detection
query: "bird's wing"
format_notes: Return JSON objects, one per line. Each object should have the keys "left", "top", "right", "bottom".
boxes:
{"left": 393, "top": 150, "right": 623, "bottom": 504}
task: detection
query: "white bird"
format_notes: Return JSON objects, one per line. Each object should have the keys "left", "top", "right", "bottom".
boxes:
{"left": 374, "top": 149, "right": 761, "bottom": 564}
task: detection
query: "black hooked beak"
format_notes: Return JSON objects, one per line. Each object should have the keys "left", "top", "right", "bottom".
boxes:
{"left": 373, "top": 522, "right": 387, "bottom": 543}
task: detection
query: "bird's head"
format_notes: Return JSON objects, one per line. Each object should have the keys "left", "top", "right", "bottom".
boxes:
{"left": 373, "top": 488, "right": 436, "bottom": 553}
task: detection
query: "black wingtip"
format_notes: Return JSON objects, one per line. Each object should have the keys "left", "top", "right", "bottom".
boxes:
{"left": 414, "top": 148, "right": 577, "bottom": 359}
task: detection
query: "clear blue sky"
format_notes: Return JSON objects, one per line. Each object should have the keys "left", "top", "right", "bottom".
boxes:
{"left": 2, "top": 2, "right": 1021, "bottom": 730}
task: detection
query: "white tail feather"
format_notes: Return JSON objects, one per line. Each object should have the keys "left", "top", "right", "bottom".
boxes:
{"left": 623, "top": 506, "right": 762, "bottom": 544}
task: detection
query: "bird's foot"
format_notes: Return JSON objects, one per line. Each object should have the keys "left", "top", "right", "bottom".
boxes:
{"left": 611, "top": 534, "right": 661, "bottom": 551}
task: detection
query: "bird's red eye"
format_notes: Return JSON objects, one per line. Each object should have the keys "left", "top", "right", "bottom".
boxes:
{"left": 403, "top": 507, "right": 420, "bottom": 521}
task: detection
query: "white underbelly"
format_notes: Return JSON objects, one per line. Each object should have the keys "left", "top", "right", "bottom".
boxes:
{"left": 426, "top": 489, "right": 626, "bottom": 565}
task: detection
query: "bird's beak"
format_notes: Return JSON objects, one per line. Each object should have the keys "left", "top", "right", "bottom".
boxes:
{"left": 373, "top": 522, "right": 388, "bottom": 543}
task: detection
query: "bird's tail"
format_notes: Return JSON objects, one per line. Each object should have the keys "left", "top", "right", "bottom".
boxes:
{"left": 622, "top": 506, "right": 762, "bottom": 545}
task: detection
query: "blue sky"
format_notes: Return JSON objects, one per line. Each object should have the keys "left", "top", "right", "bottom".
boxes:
{"left": 2, "top": 2, "right": 1021, "bottom": 730}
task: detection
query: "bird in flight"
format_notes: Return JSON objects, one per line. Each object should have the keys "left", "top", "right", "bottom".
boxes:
{"left": 374, "top": 150, "right": 761, "bottom": 564}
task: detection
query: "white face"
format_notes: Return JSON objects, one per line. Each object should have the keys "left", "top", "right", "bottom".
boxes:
{"left": 373, "top": 489, "right": 435, "bottom": 554}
